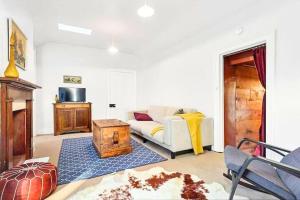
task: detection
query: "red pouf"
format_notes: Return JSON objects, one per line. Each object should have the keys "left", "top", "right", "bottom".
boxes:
{"left": 0, "top": 162, "right": 57, "bottom": 200}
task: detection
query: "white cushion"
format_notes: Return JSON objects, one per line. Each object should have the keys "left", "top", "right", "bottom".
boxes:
{"left": 148, "top": 106, "right": 167, "bottom": 123}
{"left": 127, "top": 120, "right": 143, "bottom": 132}
{"left": 128, "top": 119, "right": 164, "bottom": 143}
{"left": 165, "top": 107, "right": 179, "bottom": 116}
{"left": 152, "top": 131, "right": 164, "bottom": 143}
{"left": 149, "top": 106, "right": 198, "bottom": 122}
{"left": 140, "top": 121, "right": 162, "bottom": 135}
{"left": 138, "top": 121, "right": 164, "bottom": 143}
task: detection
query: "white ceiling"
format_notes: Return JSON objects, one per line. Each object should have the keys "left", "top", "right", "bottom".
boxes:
{"left": 3, "top": 0, "right": 292, "bottom": 64}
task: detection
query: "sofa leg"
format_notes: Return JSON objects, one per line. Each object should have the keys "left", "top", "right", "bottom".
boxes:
{"left": 143, "top": 138, "right": 147, "bottom": 143}
{"left": 171, "top": 152, "right": 176, "bottom": 159}
{"left": 204, "top": 145, "right": 212, "bottom": 151}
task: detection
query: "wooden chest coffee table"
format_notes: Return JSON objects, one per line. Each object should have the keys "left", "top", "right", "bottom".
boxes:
{"left": 93, "top": 119, "right": 132, "bottom": 158}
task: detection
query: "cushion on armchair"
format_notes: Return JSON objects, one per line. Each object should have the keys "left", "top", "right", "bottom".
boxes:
{"left": 277, "top": 147, "right": 300, "bottom": 199}
{"left": 225, "top": 146, "right": 295, "bottom": 200}
{"left": 224, "top": 146, "right": 250, "bottom": 173}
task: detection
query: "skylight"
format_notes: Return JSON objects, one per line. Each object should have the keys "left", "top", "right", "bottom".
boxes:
{"left": 58, "top": 23, "right": 92, "bottom": 35}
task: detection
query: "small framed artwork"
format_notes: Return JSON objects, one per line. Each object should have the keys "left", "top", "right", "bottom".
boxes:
{"left": 8, "top": 18, "right": 27, "bottom": 70}
{"left": 63, "top": 75, "right": 82, "bottom": 84}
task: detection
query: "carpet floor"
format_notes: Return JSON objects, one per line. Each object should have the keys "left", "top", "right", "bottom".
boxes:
{"left": 58, "top": 137, "right": 166, "bottom": 185}
{"left": 33, "top": 133, "right": 275, "bottom": 200}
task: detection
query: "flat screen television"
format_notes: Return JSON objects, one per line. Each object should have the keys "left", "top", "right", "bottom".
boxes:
{"left": 59, "top": 87, "right": 86, "bottom": 102}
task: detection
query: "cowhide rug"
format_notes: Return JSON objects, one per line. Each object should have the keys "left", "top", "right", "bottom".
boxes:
{"left": 68, "top": 167, "right": 247, "bottom": 200}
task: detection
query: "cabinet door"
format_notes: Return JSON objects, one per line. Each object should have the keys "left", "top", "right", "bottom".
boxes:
{"left": 74, "top": 107, "right": 90, "bottom": 129}
{"left": 57, "top": 108, "right": 74, "bottom": 132}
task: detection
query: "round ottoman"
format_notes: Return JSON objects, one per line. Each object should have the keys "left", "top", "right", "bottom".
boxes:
{"left": 0, "top": 162, "right": 57, "bottom": 200}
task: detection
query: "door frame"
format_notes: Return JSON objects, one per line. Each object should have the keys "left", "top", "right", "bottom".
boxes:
{"left": 213, "top": 32, "right": 276, "bottom": 153}
{"left": 106, "top": 69, "right": 137, "bottom": 119}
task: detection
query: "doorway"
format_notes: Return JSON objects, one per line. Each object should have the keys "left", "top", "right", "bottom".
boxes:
{"left": 107, "top": 70, "right": 136, "bottom": 121}
{"left": 224, "top": 47, "right": 266, "bottom": 154}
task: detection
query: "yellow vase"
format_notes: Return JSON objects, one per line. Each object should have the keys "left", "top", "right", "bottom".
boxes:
{"left": 4, "top": 33, "right": 19, "bottom": 78}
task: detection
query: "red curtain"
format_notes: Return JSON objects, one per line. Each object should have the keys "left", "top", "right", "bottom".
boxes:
{"left": 253, "top": 46, "right": 266, "bottom": 156}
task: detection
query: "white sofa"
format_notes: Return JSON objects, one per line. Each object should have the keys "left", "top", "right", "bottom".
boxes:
{"left": 128, "top": 106, "right": 214, "bottom": 159}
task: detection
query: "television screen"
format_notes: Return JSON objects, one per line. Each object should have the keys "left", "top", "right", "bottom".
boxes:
{"left": 59, "top": 87, "right": 86, "bottom": 102}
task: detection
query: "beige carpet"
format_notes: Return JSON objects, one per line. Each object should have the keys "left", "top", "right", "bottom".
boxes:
{"left": 33, "top": 133, "right": 275, "bottom": 200}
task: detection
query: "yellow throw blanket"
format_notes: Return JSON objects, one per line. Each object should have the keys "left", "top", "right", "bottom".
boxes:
{"left": 151, "top": 126, "right": 164, "bottom": 136}
{"left": 177, "top": 112, "right": 206, "bottom": 155}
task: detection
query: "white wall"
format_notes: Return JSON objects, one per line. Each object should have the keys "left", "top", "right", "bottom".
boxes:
{"left": 137, "top": 1, "right": 300, "bottom": 152}
{"left": 0, "top": 0, "right": 38, "bottom": 134}
{"left": 36, "top": 43, "right": 138, "bottom": 135}
{"left": 137, "top": 44, "right": 214, "bottom": 115}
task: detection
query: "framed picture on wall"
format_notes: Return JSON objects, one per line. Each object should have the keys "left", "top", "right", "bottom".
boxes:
{"left": 63, "top": 75, "right": 82, "bottom": 84}
{"left": 7, "top": 18, "right": 27, "bottom": 70}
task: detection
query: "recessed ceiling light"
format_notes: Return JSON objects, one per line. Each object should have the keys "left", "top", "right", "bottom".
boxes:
{"left": 58, "top": 23, "right": 92, "bottom": 35}
{"left": 108, "top": 45, "right": 119, "bottom": 55}
{"left": 137, "top": 4, "right": 155, "bottom": 18}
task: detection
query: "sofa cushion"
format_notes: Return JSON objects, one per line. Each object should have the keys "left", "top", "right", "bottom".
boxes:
{"left": 164, "top": 107, "right": 179, "bottom": 117}
{"left": 152, "top": 131, "right": 164, "bottom": 144}
{"left": 128, "top": 120, "right": 145, "bottom": 132}
{"left": 128, "top": 120, "right": 164, "bottom": 143}
{"left": 139, "top": 121, "right": 164, "bottom": 143}
{"left": 134, "top": 112, "right": 153, "bottom": 121}
{"left": 148, "top": 106, "right": 198, "bottom": 123}
{"left": 148, "top": 106, "right": 167, "bottom": 123}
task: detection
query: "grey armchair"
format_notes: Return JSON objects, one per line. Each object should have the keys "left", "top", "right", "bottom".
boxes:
{"left": 224, "top": 138, "right": 300, "bottom": 200}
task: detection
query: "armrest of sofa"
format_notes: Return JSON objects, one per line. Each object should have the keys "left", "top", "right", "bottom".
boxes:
{"left": 201, "top": 117, "right": 214, "bottom": 146}
{"left": 128, "top": 110, "right": 148, "bottom": 121}
{"left": 163, "top": 116, "right": 192, "bottom": 151}
{"left": 163, "top": 116, "right": 214, "bottom": 152}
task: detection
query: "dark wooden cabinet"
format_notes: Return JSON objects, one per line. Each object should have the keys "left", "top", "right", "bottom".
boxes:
{"left": 0, "top": 78, "right": 40, "bottom": 173}
{"left": 53, "top": 103, "right": 92, "bottom": 136}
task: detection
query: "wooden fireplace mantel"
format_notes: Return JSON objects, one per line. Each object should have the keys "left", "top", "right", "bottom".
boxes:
{"left": 0, "top": 77, "right": 41, "bottom": 90}
{"left": 0, "top": 77, "right": 41, "bottom": 173}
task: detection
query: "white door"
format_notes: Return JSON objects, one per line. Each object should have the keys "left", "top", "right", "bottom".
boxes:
{"left": 107, "top": 70, "right": 136, "bottom": 121}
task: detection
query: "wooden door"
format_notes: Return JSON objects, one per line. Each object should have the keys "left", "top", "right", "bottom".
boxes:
{"left": 224, "top": 50, "right": 265, "bottom": 154}
{"left": 57, "top": 108, "right": 74, "bottom": 132}
{"left": 74, "top": 107, "right": 90, "bottom": 129}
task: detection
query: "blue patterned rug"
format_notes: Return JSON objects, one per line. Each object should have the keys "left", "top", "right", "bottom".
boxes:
{"left": 58, "top": 137, "right": 167, "bottom": 185}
